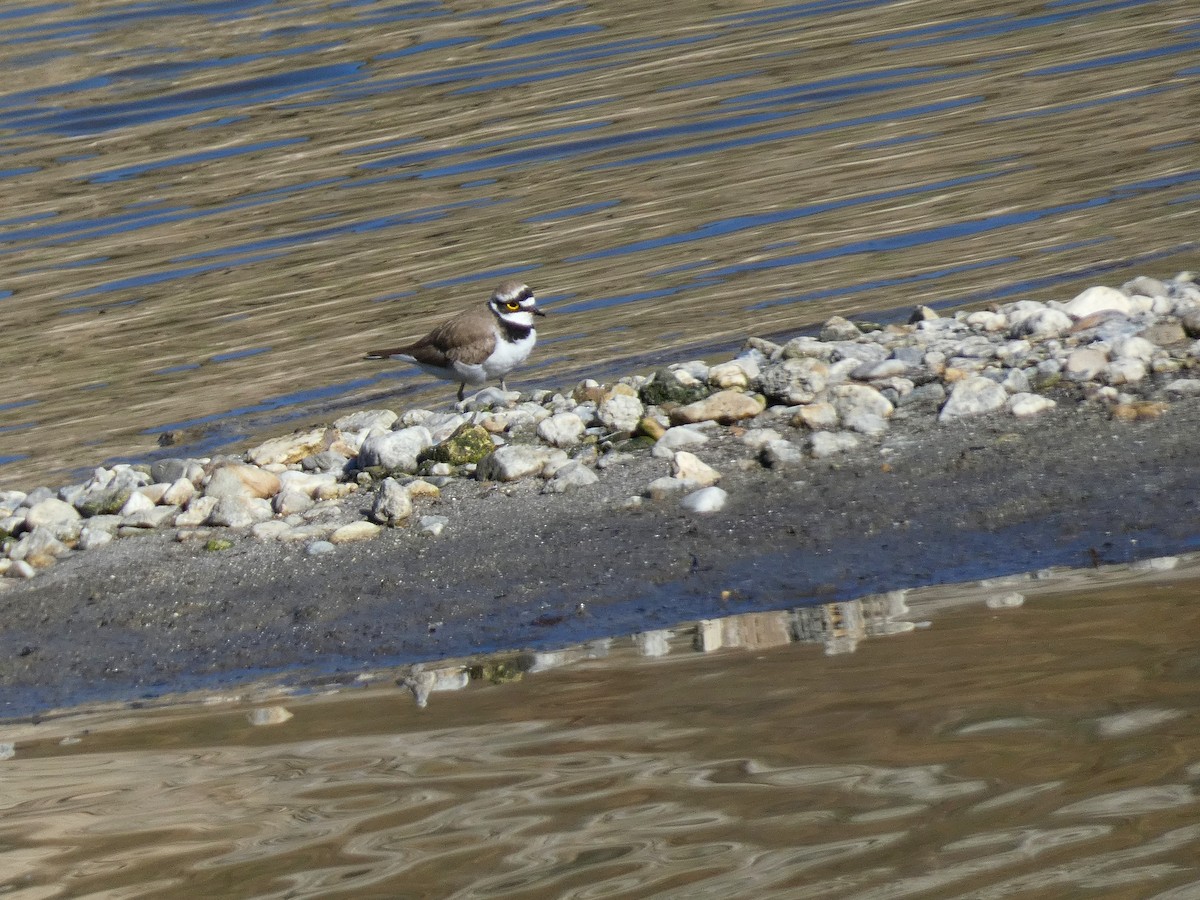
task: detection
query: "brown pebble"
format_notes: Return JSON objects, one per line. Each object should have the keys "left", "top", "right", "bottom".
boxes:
{"left": 637, "top": 416, "right": 667, "bottom": 440}
{"left": 1111, "top": 401, "right": 1169, "bottom": 422}
{"left": 1069, "top": 310, "right": 1126, "bottom": 333}
{"left": 1139, "top": 322, "right": 1188, "bottom": 346}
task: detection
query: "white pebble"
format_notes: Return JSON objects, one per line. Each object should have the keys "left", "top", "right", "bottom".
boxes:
{"left": 419, "top": 515, "right": 449, "bottom": 536}
{"left": 330, "top": 521, "right": 381, "bottom": 544}
{"left": 1008, "top": 393, "right": 1056, "bottom": 418}
{"left": 680, "top": 486, "right": 728, "bottom": 513}
{"left": 985, "top": 592, "right": 1025, "bottom": 609}
{"left": 938, "top": 376, "right": 1008, "bottom": 421}
{"left": 247, "top": 706, "right": 294, "bottom": 726}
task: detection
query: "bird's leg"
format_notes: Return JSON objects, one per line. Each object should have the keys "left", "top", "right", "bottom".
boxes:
{"left": 499, "top": 378, "right": 508, "bottom": 392}
{"left": 457, "top": 383, "right": 465, "bottom": 402}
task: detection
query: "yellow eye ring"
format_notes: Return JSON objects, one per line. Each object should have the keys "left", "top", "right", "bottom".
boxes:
{"left": 506, "top": 301, "right": 521, "bottom": 311}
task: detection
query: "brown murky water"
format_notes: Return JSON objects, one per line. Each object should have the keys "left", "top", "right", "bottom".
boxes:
{"left": 3, "top": 560, "right": 1200, "bottom": 897}
{"left": 3, "top": 5, "right": 1200, "bottom": 894}
{"left": 0, "top": 0, "right": 1197, "bottom": 487}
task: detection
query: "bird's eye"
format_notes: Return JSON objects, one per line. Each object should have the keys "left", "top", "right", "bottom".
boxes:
{"left": 506, "top": 301, "right": 521, "bottom": 311}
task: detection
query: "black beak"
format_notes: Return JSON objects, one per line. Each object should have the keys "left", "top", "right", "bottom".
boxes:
{"left": 533, "top": 307, "right": 547, "bottom": 317}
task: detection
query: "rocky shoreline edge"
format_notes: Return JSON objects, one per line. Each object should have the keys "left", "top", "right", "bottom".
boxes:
{"left": 3, "top": 272, "right": 1200, "bottom": 714}
{"left": 5, "top": 273, "right": 1200, "bottom": 576}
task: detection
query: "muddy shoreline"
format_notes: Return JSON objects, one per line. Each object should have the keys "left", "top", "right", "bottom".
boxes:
{"left": 3, "top": 390, "right": 1199, "bottom": 718}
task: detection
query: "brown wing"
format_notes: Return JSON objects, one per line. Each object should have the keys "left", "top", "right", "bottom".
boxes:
{"left": 364, "top": 307, "right": 496, "bottom": 365}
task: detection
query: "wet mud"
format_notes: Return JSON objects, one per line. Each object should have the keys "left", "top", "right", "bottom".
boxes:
{"left": 4, "top": 394, "right": 1199, "bottom": 717}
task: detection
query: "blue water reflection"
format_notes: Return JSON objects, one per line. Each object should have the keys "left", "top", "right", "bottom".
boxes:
{"left": 0, "top": 0, "right": 1196, "bottom": 484}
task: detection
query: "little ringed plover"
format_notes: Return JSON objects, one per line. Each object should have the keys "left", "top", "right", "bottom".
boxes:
{"left": 365, "top": 281, "right": 544, "bottom": 401}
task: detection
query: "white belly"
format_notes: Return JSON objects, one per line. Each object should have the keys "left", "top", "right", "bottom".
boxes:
{"left": 480, "top": 331, "right": 536, "bottom": 380}
{"left": 400, "top": 330, "right": 536, "bottom": 386}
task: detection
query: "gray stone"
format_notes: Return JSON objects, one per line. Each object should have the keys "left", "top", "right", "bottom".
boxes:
{"left": 307, "top": 540, "right": 336, "bottom": 556}
{"left": 810, "top": 431, "right": 860, "bottom": 458}
{"left": 793, "top": 401, "right": 839, "bottom": 429}
{"left": 681, "top": 486, "right": 728, "bottom": 513}
{"left": 819, "top": 316, "right": 862, "bottom": 341}
{"left": 1008, "top": 393, "right": 1056, "bottom": 418}
{"left": 6, "top": 560, "right": 36, "bottom": 579}
{"left": 541, "top": 460, "right": 600, "bottom": 494}
{"left": 330, "top": 521, "right": 381, "bottom": 544}
{"left": 1181, "top": 309, "right": 1200, "bottom": 339}
{"left": 420, "top": 412, "right": 473, "bottom": 444}
{"left": 357, "top": 425, "right": 433, "bottom": 473}
{"left": 24, "top": 498, "right": 81, "bottom": 532}
{"left": 78, "top": 527, "right": 114, "bottom": 551}
{"left": 779, "top": 336, "right": 832, "bottom": 360}
{"left": 740, "top": 428, "right": 782, "bottom": 451}
{"left": 1009, "top": 307, "right": 1072, "bottom": 339}
{"left": 898, "top": 382, "right": 944, "bottom": 407}
{"left": 597, "top": 393, "right": 644, "bottom": 433}
{"left": 1062, "top": 285, "right": 1132, "bottom": 318}
{"left": 1111, "top": 335, "right": 1157, "bottom": 363}
{"left": 463, "top": 386, "right": 519, "bottom": 409}
{"left": 1164, "top": 379, "right": 1200, "bottom": 396}
{"left": 707, "top": 358, "right": 758, "bottom": 390}
{"left": 23, "top": 486, "right": 54, "bottom": 506}
{"left": 371, "top": 478, "right": 413, "bottom": 525}
{"left": 651, "top": 426, "right": 710, "bottom": 458}
{"left": 832, "top": 384, "right": 893, "bottom": 436}
{"left": 829, "top": 342, "right": 889, "bottom": 365}
{"left": 938, "top": 376, "right": 1008, "bottom": 422}
{"left": 639, "top": 368, "right": 710, "bottom": 406}
{"left": 536, "top": 412, "right": 586, "bottom": 448}
{"left": 1123, "top": 276, "right": 1168, "bottom": 298}
{"left": 150, "top": 458, "right": 196, "bottom": 486}
{"left": 757, "top": 357, "right": 829, "bottom": 405}
{"left": 204, "top": 464, "right": 281, "bottom": 501}
{"left": 303, "top": 450, "right": 350, "bottom": 474}
{"left": 1065, "top": 347, "right": 1108, "bottom": 381}
{"left": 965, "top": 310, "right": 1007, "bottom": 332}
{"left": 425, "top": 423, "right": 494, "bottom": 465}
{"left": 852, "top": 358, "right": 909, "bottom": 380}
{"left": 672, "top": 451, "right": 720, "bottom": 486}
{"left": 277, "top": 471, "right": 338, "bottom": 497}
{"left": 646, "top": 476, "right": 700, "bottom": 500}
{"left": 8, "top": 527, "right": 70, "bottom": 567}
{"left": 419, "top": 515, "right": 449, "bottom": 537}
{"left": 108, "top": 466, "right": 152, "bottom": 491}
{"left": 251, "top": 520, "right": 292, "bottom": 541}
{"left": 891, "top": 346, "right": 926, "bottom": 366}
{"left": 997, "top": 368, "right": 1031, "bottom": 394}
{"left": 334, "top": 408, "right": 398, "bottom": 432}
{"left": 760, "top": 439, "right": 805, "bottom": 468}
{"left": 160, "top": 477, "right": 195, "bottom": 507}
{"left": 207, "top": 496, "right": 273, "bottom": 528}
{"left": 122, "top": 506, "right": 179, "bottom": 529}
{"left": 985, "top": 592, "right": 1025, "bottom": 609}
{"left": 247, "top": 427, "right": 330, "bottom": 466}
{"left": 1103, "top": 358, "right": 1146, "bottom": 385}
{"left": 669, "top": 391, "right": 765, "bottom": 425}
{"left": 273, "top": 488, "right": 314, "bottom": 516}
{"left": 674, "top": 360, "right": 711, "bottom": 381}
{"left": 176, "top": 496, "right": 218, "bottom": 527}
{"left": 476, "top": 445, "right": 566, "bottom": 482}
{"left": 73, "top": 485, "right": 131, "bottom": 517}
{"left": 118, "top": 491, "right": 156, "bottom": 517}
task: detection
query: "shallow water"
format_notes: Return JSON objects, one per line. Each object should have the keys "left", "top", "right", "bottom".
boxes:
{"left": 0, "top": 0, "right": 1197, "bottom": 487}
{"left": 3, "top": 560, "right": 1200, "bottom": 897}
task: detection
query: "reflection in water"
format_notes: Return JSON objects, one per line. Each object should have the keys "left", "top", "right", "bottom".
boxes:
{"left": 3, "top": 563, "right": 1200, "bottom": 897}
{"left": 0, "top": 0, "right": 1197, "bottom": 486}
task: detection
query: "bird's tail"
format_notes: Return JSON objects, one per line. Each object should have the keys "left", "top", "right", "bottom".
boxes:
{"left": 364, "top": 347, "right": 405, "bottom": 360}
